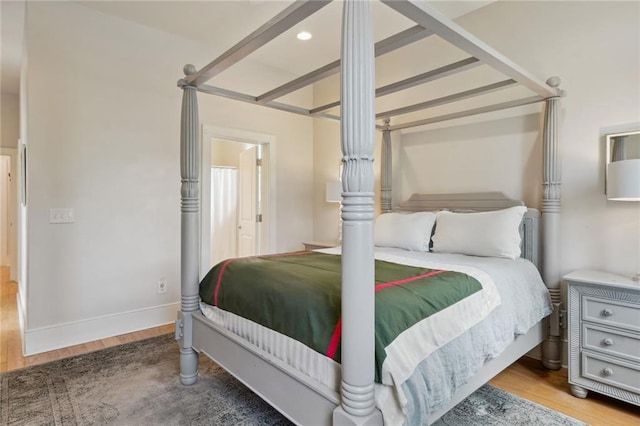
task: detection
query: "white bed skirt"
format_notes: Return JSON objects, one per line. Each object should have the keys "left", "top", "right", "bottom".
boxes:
{"left": 200, "top": 302, "right": 341, "bottom": 391}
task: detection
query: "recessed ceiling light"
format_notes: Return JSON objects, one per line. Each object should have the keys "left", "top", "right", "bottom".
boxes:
{"left": 297, "top": 31, "right": 312, "bottom": 41}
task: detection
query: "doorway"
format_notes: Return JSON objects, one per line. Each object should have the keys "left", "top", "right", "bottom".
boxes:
{"left": 0, "top": 149, "right": 17, "bottom": 282}
{"left": 209, "top": 140, "right": 264, "bottom": 265}
{"left": 1, "top": 155, "right": 10, "bottom": 267}
{"left": 200, "top": 125, "right": 275, "bottom": 278}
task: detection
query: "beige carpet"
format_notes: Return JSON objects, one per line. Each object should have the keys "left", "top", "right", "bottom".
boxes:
{"left": 0, "top": 334, "right": 587, "bottom": 425}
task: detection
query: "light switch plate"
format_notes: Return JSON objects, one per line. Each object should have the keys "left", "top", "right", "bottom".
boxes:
{"left": 50, "top": 208, "right": 75, "bottom": 224}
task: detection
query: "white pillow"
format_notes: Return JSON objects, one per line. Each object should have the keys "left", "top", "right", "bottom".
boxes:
{"left": 374, "top": 212, "right": 437, "bottom": 252}
{"left": 431, "top": 206, "right": 527, "bottom": 259}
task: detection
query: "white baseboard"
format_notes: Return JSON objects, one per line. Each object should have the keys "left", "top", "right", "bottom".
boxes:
{"left": 23, "top": 302, "right": 179, "bottom": 356}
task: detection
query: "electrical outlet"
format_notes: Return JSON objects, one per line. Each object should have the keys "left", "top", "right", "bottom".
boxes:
{"left": 157, "top": 277, "right": 167, "bottom": 294}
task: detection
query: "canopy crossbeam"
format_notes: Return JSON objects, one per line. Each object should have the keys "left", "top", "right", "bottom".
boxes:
{"left": 188, "top": 0, "right": 559, "bottom": 131}
{"left": 197, "top": 84, "right": 385, "bottom": 130}
{"left": 381, "top": 0, "right": 558, "bottom": 98}
{"left": 377, "top": 79, "right": 517, "bottom": 119}
{"left": 389, "top": 95, "right": 544, "bottom": 131}
{"left": 255, "top": 25, "right": 434, "bottom": 104}
{"left": 186, "top": 0, "right": 332, "bottom": 87}
{"left": 310, "top": 57, "right": 481, "bottom": 114}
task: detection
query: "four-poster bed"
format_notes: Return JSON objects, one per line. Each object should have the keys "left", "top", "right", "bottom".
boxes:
{"left": 176, "top": 1, "right": 565, "bottom": 424}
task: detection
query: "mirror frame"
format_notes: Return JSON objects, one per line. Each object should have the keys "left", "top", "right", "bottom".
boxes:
{"left": 605, "top": 129, "right": 640, "bottom": 196}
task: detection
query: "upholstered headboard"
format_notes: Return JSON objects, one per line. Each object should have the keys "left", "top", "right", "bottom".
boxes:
{"left": 394, "top": 192, "right": 541, "bottom": 271}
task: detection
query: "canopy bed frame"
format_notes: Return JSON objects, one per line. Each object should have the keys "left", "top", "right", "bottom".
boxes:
{"left": 176, "top": 1, "right": 565, "bottom": 424}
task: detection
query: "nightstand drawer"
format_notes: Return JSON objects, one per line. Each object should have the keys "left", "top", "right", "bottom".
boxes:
{"left": 567, "top": 271, "right": 640, "bottom": 406}
{"left": 583, "top": 323, "right": 640, "bottom": 362}
{"left": 582, "top": 351, "right": 640, "bottom": 394}
{"left": 582, "top": 295, "right": 640, "bottom": 332}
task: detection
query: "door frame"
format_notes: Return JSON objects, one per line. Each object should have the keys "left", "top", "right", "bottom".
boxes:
{"left": 0, "top": 147, "right": 18, "bottom": 281}
{"left": 200, "top": 124, "right": 276, "bottom": 279}
{"left": 236, "top": 145, "right": 259, "bottom": 258}
{"left": 0, "top": 155, "right": 10, "bottom": 266}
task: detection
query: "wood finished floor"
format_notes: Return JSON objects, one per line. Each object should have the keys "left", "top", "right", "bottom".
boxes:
{"left": 0, "top": 266, "right": 173, "bottom": 372}
{"left": 1, "top": 266, "right": 638, "bottom": 425}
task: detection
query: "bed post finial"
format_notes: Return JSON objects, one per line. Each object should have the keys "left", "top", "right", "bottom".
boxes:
{"left": 546, "top": 76, "right": 567, "bottom": 97}
{"left": 177, "top": 65, "right": 201, "bottom": 385}
{"left": 546, "top": 76, "right": 560, "bottom": 88}
{"left": 381, "top": 119, "right": 392, "bottom": 214}
{"left": 183, "top": 63, "right": 197, "bottom": 76}
{"left": 541, "top": 76, "right": 563, "bottom": 370}
{"left": 333, "top": 1, "right": 382, "bottom": 425}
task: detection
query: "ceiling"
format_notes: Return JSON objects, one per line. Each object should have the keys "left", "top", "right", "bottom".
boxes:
{"left": 0, "top": 0, "right": 494, "bottom": 94}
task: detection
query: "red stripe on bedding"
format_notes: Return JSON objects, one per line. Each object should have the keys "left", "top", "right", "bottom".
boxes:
{"left": 213, "top": 250, "right": 312, "bottom": 306}
{"left": 213, "top": 258, "right": 235, "bottom": 306}
{"left": 326, "top": 318, "right": 342, "bottom": 359}
{"left": 374, "top": 269, "right": 446, "bottom": 291}
{"left": 326, "top": 269, "right": 446, "bottom": 359}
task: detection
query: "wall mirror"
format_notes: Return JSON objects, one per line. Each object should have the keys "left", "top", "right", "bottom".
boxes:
{"left": 605, "top": 129, "right": 640, "bottom": 201}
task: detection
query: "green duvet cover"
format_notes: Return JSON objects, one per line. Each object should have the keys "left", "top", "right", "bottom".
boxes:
{"left": 199, "top": 251, "right": 482, "bottom": 382}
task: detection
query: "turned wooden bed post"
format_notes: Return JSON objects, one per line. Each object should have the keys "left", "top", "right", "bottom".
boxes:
{"left": 334, "top": 1, "right": 381, "bottom": 425}
{"left": 381, "top": 119, "right": 392, "bottom": 214}
{"left": 177, "top": 64, "right": 201, "bottom": 385}
{"left": 541, "top": 76, "right": 564, "bottom": 370}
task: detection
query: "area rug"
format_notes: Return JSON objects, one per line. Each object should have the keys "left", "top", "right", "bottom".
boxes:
{"left": 0, "top": 334, "right": 587, "bottom": 426}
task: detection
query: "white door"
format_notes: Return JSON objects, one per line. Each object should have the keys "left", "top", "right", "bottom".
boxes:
{"left": 237, "top": 146, "right": 259, "bottom": 257}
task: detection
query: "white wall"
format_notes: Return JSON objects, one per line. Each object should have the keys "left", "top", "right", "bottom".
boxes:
{"left": 313, "top": 1, "right": 639, "bottom": 280}
{"left": 312, "top": 118, "right": 341, "bottom": 241}
{"left": 1, "top": 92, "right": 20, "bottom": 149}
{"left": 211, "top": 139, "right": 252, "bottom": 168}
{"left": 23, "top": 2, "right": 314, "bottom": 354}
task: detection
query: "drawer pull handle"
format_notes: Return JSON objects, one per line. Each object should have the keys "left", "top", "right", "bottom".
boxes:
{"left": 603, "top": 367, "right": 614, "bottom": 376}
{"left": 602, "top": 309, "right": 613, "bottom": 317}
{"left": 602, "top": 338, "right": 613, "bottom": 346}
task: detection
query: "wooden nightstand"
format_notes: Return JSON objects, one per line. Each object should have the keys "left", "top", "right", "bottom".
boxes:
{"left": 302, "top": 240, "right": 339, "bottom": 250}
{"left": 565, "top": 270, "right": 640, "bottom": 407}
